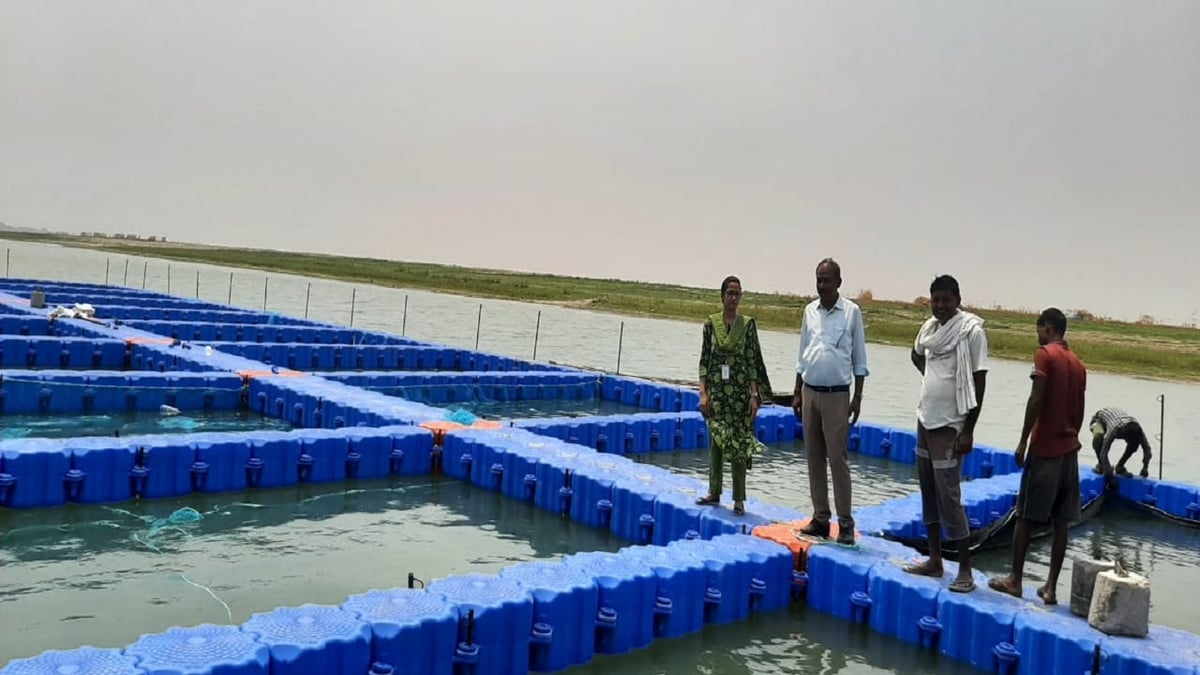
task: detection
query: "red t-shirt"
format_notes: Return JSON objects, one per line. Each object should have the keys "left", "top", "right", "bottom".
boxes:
{"left": 1030, "top": 340, "right": 1088, "bottom": 458}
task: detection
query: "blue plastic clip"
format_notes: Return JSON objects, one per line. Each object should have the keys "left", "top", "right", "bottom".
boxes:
{"left": 917, "top": 615, "right": 942, "bottom": 648}
{"left": 246, "top": 452, "right": 265, "bottom": 488}
{"left": 992, "top": 641, "right": 1020, "bottom": 673}
{"left": 523, "top": 474, "right": 537, "bottom": 501}
{"left": 346, "top": 448, "right": 362, "bottom": 479}
{"left": 638, "top": 513, "right": 655, "bottom": 543}
{"left": 880, "top": 438, "right": 893, "bottom": 456}
{"left": 64, "top": 453, "right": 85, "bottom": 502}
{"left": 849, "top": 591, "right": 872, "bottom": 623}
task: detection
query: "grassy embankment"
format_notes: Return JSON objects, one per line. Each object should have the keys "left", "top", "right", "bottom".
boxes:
{"left": 3, "top": 232, "right": 1198, "bottom": 383}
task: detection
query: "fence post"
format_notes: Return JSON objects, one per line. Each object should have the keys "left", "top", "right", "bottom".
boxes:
{"left": 4, "top": 248, "right": 8, "bottom": 278}
{"left": 262, "top": 276, "right": 268, "bottom": 311}
{"left": 532, "top": 310, "right": 541, "bottom": 361}
{"left": 167, "top": 264, "right": 171, "bottom": 294}
{"left": 1156, "top": 394, "right": 1165, "bottom": 480}
{"left": 141, "top": 261, "right": 147, "bottom": 289}
{"left": 350, "top": 288, "right": 357, "bottom": 327}
{"left": 304, "top": 283, "right": 311, "bottom": 319}
{"left": 402, "top": 295, "right": 408, "bottom": 335}
{"left": 616, "top": 321, "right": 625, "bottom": 374}
{"left": 195, "top": 270, "right": 200, "bottom": 298}
{"left": 228, "top": 272, "right": 233, "bottom": 304}
{"left": 123, "top": 258, "right": 129, "bottom": 285}
{"left": 105, "top": 258, "right": 110, "bottom": 285}
{"left": 475, "top": 303, "right": 482, "bottom": 350}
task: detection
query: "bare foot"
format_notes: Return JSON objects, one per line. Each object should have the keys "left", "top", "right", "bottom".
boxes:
{"left": 902, "top": 559, "right": 944, "bottom": 578}
{"left": 988, "top": 575, "right": 1022, "bottom": 599}
{"left": 1037, "top": 584, "right": 1058, "bottom": 605}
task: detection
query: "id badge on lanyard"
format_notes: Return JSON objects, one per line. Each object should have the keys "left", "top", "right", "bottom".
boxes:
{"left": 721, "top": 362, "right": 730, "bottom": 381}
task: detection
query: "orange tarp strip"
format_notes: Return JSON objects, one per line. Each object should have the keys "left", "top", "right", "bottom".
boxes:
{"left": 752, "top": 518, "right": 856, "bottom": 572}
{"left": 236, "top": 369, "right": 306, "bottom": 378}
{"left": 124, "top": 337, "right": 175, "bottom": 345}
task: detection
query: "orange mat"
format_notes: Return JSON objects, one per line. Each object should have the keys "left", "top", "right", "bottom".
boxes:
{"left": 751, "top": 518, "right": 858, "bottom": 572}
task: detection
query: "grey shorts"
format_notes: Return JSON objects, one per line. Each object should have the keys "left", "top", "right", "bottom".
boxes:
{"left": 1016, "top": 451, "right": 1081, "bottom": 524}
{"left": 916, "top": 423, "right": 970, "bottom": 542}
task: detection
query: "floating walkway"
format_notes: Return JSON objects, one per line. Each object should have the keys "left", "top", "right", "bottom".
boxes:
{"left": 2, "top": 279, "right": 1199, "bottom": 675}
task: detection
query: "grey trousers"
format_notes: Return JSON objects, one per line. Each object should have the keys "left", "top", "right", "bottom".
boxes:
{"left": 801, "top": 387, "right": 854, "bottom": 528}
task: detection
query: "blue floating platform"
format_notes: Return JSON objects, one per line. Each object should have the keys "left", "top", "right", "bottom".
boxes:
{"left": 242, "top": 604, "right": 372, "bottom": 675}
{"left": 124, "top": 624, "right": 270, "bottom": 675}
{"left": 425, "top": 574, "right": 534, "bottom": 675}
{"left": 340, "top": 588, "right": 458, "bottom": 675}
{"left": 0, "top": 647, "right": 144, "bottom": 675}
{"left": 499, "top": 560, "right": 600, "bottom": 672}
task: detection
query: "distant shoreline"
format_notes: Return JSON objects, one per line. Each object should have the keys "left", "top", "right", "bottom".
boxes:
{"left": 3, "top": 231, "right": 1197, "bottom": 383}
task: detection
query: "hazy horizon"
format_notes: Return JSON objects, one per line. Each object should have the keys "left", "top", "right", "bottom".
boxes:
{"left": 3, "top": 1, "right": 1198, "bottom": 325}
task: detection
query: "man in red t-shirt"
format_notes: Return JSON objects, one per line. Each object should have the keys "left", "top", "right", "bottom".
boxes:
{"left": 988, "top": 307, "right": 1087, "bottom": 605}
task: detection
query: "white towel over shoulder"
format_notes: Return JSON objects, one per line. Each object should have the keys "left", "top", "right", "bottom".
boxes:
{"left": 915, "top": 311, "right": 984, "bottom": 417}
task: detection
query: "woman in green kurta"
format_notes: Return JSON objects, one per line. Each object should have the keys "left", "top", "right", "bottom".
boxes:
{"left": 696, "top": 275, "right": 772, "bottom": 515}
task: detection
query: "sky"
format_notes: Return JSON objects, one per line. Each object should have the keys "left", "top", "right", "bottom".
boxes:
{"left": 2, "top": 1, "right": 1198, "bottom": 325}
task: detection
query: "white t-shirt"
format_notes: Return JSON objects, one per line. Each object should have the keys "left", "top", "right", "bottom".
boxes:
{"left": 916, "top": 320, "right": 988, "bottom": 431}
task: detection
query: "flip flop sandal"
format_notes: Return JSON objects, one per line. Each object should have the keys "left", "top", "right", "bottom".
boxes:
{"left": 949, "top": 579, "right": 976, "bottom": 593}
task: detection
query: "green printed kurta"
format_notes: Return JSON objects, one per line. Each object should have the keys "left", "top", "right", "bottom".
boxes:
{"left": 699, "top": 313, "right": 771, "bottom": 500}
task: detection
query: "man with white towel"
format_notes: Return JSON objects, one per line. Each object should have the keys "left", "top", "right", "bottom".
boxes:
{"left": 904, "top": 274, "right": 988, "bottom": 593}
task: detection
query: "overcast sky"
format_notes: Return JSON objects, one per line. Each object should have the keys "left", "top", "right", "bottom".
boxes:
{"left": 2, "top": 1, "right": 1197, "bottom": 324}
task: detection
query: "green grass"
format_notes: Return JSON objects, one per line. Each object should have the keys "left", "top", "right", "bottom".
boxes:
{"left": 5, "top": 231, "right": 1199, "bottom": 382}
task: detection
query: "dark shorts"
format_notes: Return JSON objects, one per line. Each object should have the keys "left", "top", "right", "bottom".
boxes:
{"left": 916, "top": 423, "right": 970, "bottom": 541}
{"left": 1016, "top": 451, "right": 1081, "bottom": 524}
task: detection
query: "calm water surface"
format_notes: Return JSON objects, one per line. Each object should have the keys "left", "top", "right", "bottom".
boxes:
{"left": 2, "top": 240, "right": 1199, "bottom": 672}
{"left": 0, "top": 477, "right": 622, "bottom": 663}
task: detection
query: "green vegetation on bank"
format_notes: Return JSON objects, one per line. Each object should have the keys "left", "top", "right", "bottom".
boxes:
{"left": 3, "top": 232, "right": 1198, "bottom": 383}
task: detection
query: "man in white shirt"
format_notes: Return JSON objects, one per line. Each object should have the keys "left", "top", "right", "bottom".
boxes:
{"left": 905, "top": 274, "right": 988, "bottom": 593}
{"left": 792, "top": 258, "right": 869, "bottom": 545}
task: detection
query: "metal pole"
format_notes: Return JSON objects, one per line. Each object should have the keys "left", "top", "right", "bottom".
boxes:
{"left": 227, "top": 272, "right": 233, "bottom": 304}
{"left": 4, "top": 248, "right": 8, "bottom": 278}
{"left": 195, "top": 270, "right": 200, "bottom": 298}
{"left": 474, "top": 304, "right": 482, "bottom": 350}
{"left": 105, "top": 258, "right": 110, "bottom": 285}
{"left": 616, "top": 321, "right": 624, "bottom": 374}
{"left": 532, "top": 310, "right": 541, "bottom": 360}
{"left": 349, "top": 288, "right": 357, "bottom": 327}
{"left": 123, "top": 258, "right": 129, "bottom": 285}
{"left": 402, "top": 294, "right": 408, "bottom": 335}
{"left": 167, "top": 264, "right": 171, "bottom": 294}
{"left": 304, "top": 283, "right": 311, "bottom": 319}
{"left": 262, "top": 276, "right": 268, "bottom": 311}
{"left": 1157, "top": 394, "right": 1165, "bottom": 480}
{"left": 142, "top": 261, "right": 147, "bottom": 289}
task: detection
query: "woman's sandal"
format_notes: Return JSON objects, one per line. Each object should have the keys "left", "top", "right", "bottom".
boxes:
{"left": 696, "top": 495, "right": 720, "bottom": 506}
{"left": 733, "top": 502, "right": 745, "bottom": 516}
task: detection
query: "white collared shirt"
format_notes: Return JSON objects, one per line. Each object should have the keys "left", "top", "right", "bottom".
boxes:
{"left": 796, "top": 296, "right": 870, "bottom": 387}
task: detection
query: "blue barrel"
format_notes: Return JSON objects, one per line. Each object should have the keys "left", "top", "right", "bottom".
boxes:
{"left": 125, "top": 624, "right": 270, "bottom": 675}
{"left": 0, "top": 646, "right": 143, "bottom": 675}
{"left": 650, "top": 482, "right": 706, "bottom": 545}
{"left": 426, "top": 574, "right": 534, "bottom": 675}
{"left": 499, "top": 561, "right": 599, "bottom": 672}
{"left": 562, "top": 551, "right": 656, "bottom": 655}
{"left": 667, "top": 538, "right": 753, "bottom": 625}
{"left": 610, "top": 472, "right": 666, "bottom": 544}
{"left": 243, "top": 604, "right": 372, "bottom": 675}
{"left": 1099, "top": 624, "right": 1200, "bottom": 675}
{"left": 569, "top": 459, "right": 631, "bottom": 530}
{"left": 936, "top": 579, "right": 1032, "bottom": 671}
{"left": 617, "top": 544, "right": 707, "bottom": 638}
{"left": 708, "top": 533, "right": 795, "bottom": 613}
{"left": 496, "top": 440, "right": 542, "bottom": 503}
{"left": 341, "top": 588, "right": 458, "bottom": 675}
{"left": 804, "top": 539, "right": 892, "bottom": 622}
{"left": 867, "top": 561, "right": 954, "bottom": 646}
{"left": 698, "top": 506, "right": 772, "bottom": 540}
{"left": 1013, "top": 602, "right": 1105, "bottom": 674}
